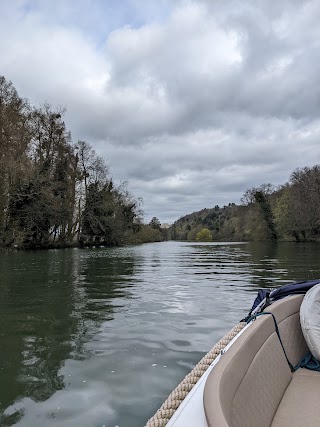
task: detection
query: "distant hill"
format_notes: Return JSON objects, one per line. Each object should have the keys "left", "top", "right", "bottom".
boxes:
{"left": 168, "top": 203, "right": 241, "bottom": 241}
{"left": 168, "top": 165, "right": 320, "bottom": 242}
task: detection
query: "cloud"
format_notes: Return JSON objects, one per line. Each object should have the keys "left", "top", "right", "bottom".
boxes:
{"left": 1, "top": 0, "right": 320, "bottom": 222}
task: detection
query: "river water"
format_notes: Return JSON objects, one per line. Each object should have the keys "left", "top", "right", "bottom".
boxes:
{"left": 1, "top": 241, "right": 320, "bottom": 427}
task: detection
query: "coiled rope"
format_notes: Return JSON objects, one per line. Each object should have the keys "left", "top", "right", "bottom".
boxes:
{"left": 145, "top": 321, "right": 246, "bottom": 427}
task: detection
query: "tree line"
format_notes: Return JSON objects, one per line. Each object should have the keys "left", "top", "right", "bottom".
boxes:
{"left": 0, "top": 76, "right": 166, "bottom": 249}
{"left": 169, "top": 165, "right": 320, "bottom": 242}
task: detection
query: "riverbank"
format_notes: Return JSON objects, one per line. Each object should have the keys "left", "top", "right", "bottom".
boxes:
{"left": 0, "top": 225, "right": 167, "bottom": 250}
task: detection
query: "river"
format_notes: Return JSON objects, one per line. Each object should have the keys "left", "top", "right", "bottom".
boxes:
{"left": 1, "top": 241, "right": 320, "bottom": 427}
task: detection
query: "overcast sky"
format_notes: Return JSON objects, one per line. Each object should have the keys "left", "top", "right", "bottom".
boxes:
{"left": 1, "top": 0, "right": 320, "bottom": 223}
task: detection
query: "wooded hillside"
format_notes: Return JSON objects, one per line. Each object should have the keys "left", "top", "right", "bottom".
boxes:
{"left": 169, "top": 166, "right": 320, "bottom": 242}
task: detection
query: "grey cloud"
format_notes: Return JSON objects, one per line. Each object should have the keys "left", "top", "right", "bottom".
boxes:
{"left": 1, "top": 0, "right": 320, "bottom": 223}
{"left": 99, "top": 2, "right": 320, "bottom": 144}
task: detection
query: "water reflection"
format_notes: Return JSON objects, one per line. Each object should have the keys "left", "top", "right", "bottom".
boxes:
{"left": 246, "top": 242, "right": 320, "bottom": 288}
{"left": 0, "top": 248, "right": 136, "bottom": 426}
{"left": 0, "top": 242, "right": 320, "bottom": 426}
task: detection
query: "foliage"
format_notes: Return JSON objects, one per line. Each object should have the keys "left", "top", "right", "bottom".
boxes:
{"left": 253, "top": 190, "right": 278, "bottom": 240}
{"left": 124, "top": 224, "right": 165, "bottom": 244}
{"left": 196, "top": 228, "right": 212, "bottom": 242}
{"left": 149, "top": 217, "right": 161, "bottom": 229}
{"left": 0, "top": 76, "right": 158, "bottom": 249}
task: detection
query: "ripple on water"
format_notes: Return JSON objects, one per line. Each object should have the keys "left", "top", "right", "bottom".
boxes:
{"left": 1, "top": 241, "right": 320, "bottom": 426}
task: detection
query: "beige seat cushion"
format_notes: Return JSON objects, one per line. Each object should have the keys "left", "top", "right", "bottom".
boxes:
{"left": 271, "top": 369, "right": 320, "bottom": 427}
{"left": 204, "top": 311, "right": 293, "bottom": 427}
{"left": 230, "top": 331, "right": 292, "bottom": 427}
{"left": 204, "top": 295, "right": 310, "bottom": 427}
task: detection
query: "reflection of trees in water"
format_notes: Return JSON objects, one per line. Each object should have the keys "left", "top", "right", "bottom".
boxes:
{"left": 69, "top": 249, "right": 137, "bottom": 359}
{"left": 0, "top": 248, "right": 135, "bottom": 425}
{"left": 241, "top": 242, "right": 280, "bottom": 290}
{"left": 185, "top": 242, "right": 320, "bottom": 292}
{"left": 0, "top": 250, "right": 80, "bottom": 425}
{"left": 243, "top": 242, "right": 320, "bottom": 289}
{"left": 187, "top": 244, "right": 252, "bottom": 273}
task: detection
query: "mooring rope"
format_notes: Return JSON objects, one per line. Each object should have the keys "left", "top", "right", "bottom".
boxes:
{"left": 145, "top": 321, "right": 246, "bottom": 427}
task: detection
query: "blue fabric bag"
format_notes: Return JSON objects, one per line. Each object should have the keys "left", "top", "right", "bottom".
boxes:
{"left": 244, "top": 279, "right": 320, "bottom": 321}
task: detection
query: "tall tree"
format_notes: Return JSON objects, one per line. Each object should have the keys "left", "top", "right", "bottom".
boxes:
{"left": 253, "top": 190, "right": 278, "bottom": 240}
{"left": 289, "top": 166, "right": 320, "bottom": 239}
{"left": 149, "top": 217, "right": 161, "bottom": 229}
{"left": 0, "top": 76, "right": 31, "bottom": 244}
